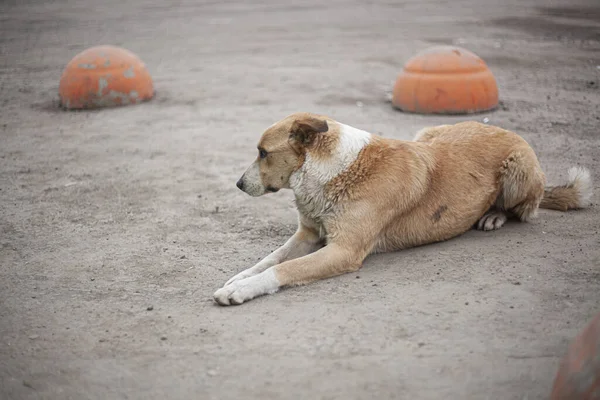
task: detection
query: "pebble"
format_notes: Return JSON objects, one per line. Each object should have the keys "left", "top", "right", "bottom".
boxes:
{"left": 28, "top": 334, "right": 38, "bottom": 340}
{"left": 207, "top": 370, "right": 218, "bottom": 377}
{"left": 147, "top": 306, "right": 154, "bottom": 311}
{"left": 161, "top": 336, "right": 167, "bottom": 341}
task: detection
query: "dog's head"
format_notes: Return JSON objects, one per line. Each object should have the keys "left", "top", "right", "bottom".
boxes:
{"left": 236, "top": 112, "right": 332, "bottom": 196}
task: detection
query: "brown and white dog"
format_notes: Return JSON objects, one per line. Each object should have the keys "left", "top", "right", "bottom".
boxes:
{"left": 214, "top": 112, "right": 592, "bottom": 306}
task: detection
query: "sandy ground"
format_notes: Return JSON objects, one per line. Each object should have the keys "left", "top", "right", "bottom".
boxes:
{"left": 1, "top": 0, "right": 599, "bottom": 399}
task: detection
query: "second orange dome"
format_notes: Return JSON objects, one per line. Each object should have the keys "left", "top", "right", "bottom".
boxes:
{"left": 392, "top": 46, "right": 498, "bottom": 114}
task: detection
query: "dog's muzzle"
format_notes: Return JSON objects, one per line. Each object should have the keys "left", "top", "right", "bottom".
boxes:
{"left": 236, "top": 162, "right": 266, "bottom": 196}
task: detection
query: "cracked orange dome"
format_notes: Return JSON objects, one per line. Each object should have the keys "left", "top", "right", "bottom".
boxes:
{"left": 392, "top": 46, "right": 498, "bottom": 114}
{"left": 59, "top": 45, "right": 154, "bottom": 109}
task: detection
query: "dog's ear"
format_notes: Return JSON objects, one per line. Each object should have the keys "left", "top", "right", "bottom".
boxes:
{"left": 288, "top": 116, "right": 329, "bottom": 152}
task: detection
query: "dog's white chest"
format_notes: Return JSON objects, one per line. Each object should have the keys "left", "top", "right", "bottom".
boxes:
{"left": 292, "top": 178, "right": 333, "bottom": 223}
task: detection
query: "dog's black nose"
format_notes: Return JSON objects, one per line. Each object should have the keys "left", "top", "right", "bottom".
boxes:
{"left": 236, "top": 178, "right": 244, "bottom": 191}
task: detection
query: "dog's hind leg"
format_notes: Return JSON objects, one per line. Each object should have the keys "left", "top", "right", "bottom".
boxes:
{"left": 476, "top": 208, "right": 508, "bottom": 231}
{"left": 495, "top": 145, "right": 546, "bottom": 222}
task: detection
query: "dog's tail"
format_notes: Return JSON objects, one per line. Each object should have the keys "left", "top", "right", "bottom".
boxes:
{"left": 539, "top": 166, "right": 593, "bottom": 211}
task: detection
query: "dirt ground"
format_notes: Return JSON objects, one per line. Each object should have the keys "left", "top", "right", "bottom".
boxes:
{"left": 1, "top": 0, "right": 599, "bottom": 399}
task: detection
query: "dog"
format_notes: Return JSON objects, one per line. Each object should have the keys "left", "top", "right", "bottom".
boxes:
{"left": 214, "top": 112, "right": 592, "bottom": 306}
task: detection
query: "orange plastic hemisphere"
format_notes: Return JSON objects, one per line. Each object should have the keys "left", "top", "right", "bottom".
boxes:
{"left": 392, "top": 46, "right": 498, "bottom": 114}
{"left": 551, "top": 311, "right": 600, "bottom": 400}
{"left": 59, "top": 45, "right": 154, "bottom": 109}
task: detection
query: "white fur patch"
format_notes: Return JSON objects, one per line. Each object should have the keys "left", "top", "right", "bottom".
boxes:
{"left": 289, "top": 122, "right": 371, "bottom": 220}
{"left": 336, "top": 123, "right": 372, "bottom": 167}
{"left": 568, "top": 166, "right": 593, "bottom": 206}
{"left": 214, "top": 268, "right": 280, "bottom": 305}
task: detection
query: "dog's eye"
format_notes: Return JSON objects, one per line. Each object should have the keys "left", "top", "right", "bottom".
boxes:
{"left": 259, "top": 149, "right": 268, "bottom": 159}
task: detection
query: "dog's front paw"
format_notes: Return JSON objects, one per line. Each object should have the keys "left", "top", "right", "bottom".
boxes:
{"left": 213, "top": 270, "right": 280, "bottom": 306}
{"left": 224, "top": 269, "right": 256, "bottom": 287}
{"left": 213, "top": 284, "right": 247, "bottom": 306}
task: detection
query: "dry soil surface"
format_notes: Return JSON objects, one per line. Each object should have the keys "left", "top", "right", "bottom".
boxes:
{"left": 1, "top": 1, "right": 600, "bottom": 399}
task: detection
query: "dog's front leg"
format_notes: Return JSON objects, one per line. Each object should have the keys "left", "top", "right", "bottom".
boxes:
{"left": 214, "top": 243, "right": 366, "bottom": 306}
{"left": 222, "top": 224, "right": 322, "bottom": 287}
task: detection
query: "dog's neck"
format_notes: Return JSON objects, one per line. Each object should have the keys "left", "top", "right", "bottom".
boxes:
{"left": 289, "top": 122, "right": 371, "bottom": 221}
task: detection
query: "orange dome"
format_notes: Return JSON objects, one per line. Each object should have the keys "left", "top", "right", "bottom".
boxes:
{"left": 59, "top": 45, "right": 154, "bottom": 109}
{"left": 392, "top": 46, "right": 498, "bottom": 114}
{"left": 551, "top": 311, "right": 600, "bottom": 399}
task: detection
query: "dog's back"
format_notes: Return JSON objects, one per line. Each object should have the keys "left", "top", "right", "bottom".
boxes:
{"left": 375, "top": 122, "right": 544, "bottom": 251}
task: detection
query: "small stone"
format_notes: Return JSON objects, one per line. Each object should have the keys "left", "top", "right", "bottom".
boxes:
{"left": 355, "top": 275, "right": 360, "bottom": 279}
{"left": 180, "top": 255, "right": 186, "bottom": 259}
{"left": 465, "top": 302, "right": 469, "bottom": 305}
{"left": 147, "top": 306, "right": 154, "bottom": 311}
{"left": 28, "top": 334, "right": 39, "bottom": 340}
{"left": 418, "top": 342, "right": 425, "bottom": 347}
{"left": 513, "top": 281, "right": 521, "bottom": 285}
{"left": 509, "top": 306, "right": 514, "bottom": 309}
{"left": 161, "top": 336, "right": 167, "bottom": 341}
{"left": 207, "top": 369, "right": 218, "bottom": 377}
{"left": 99, "top": 338, "right": 106, "bottom": 342}
{"left": 483, "top": 117, "right": 490, "bottom": 124}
